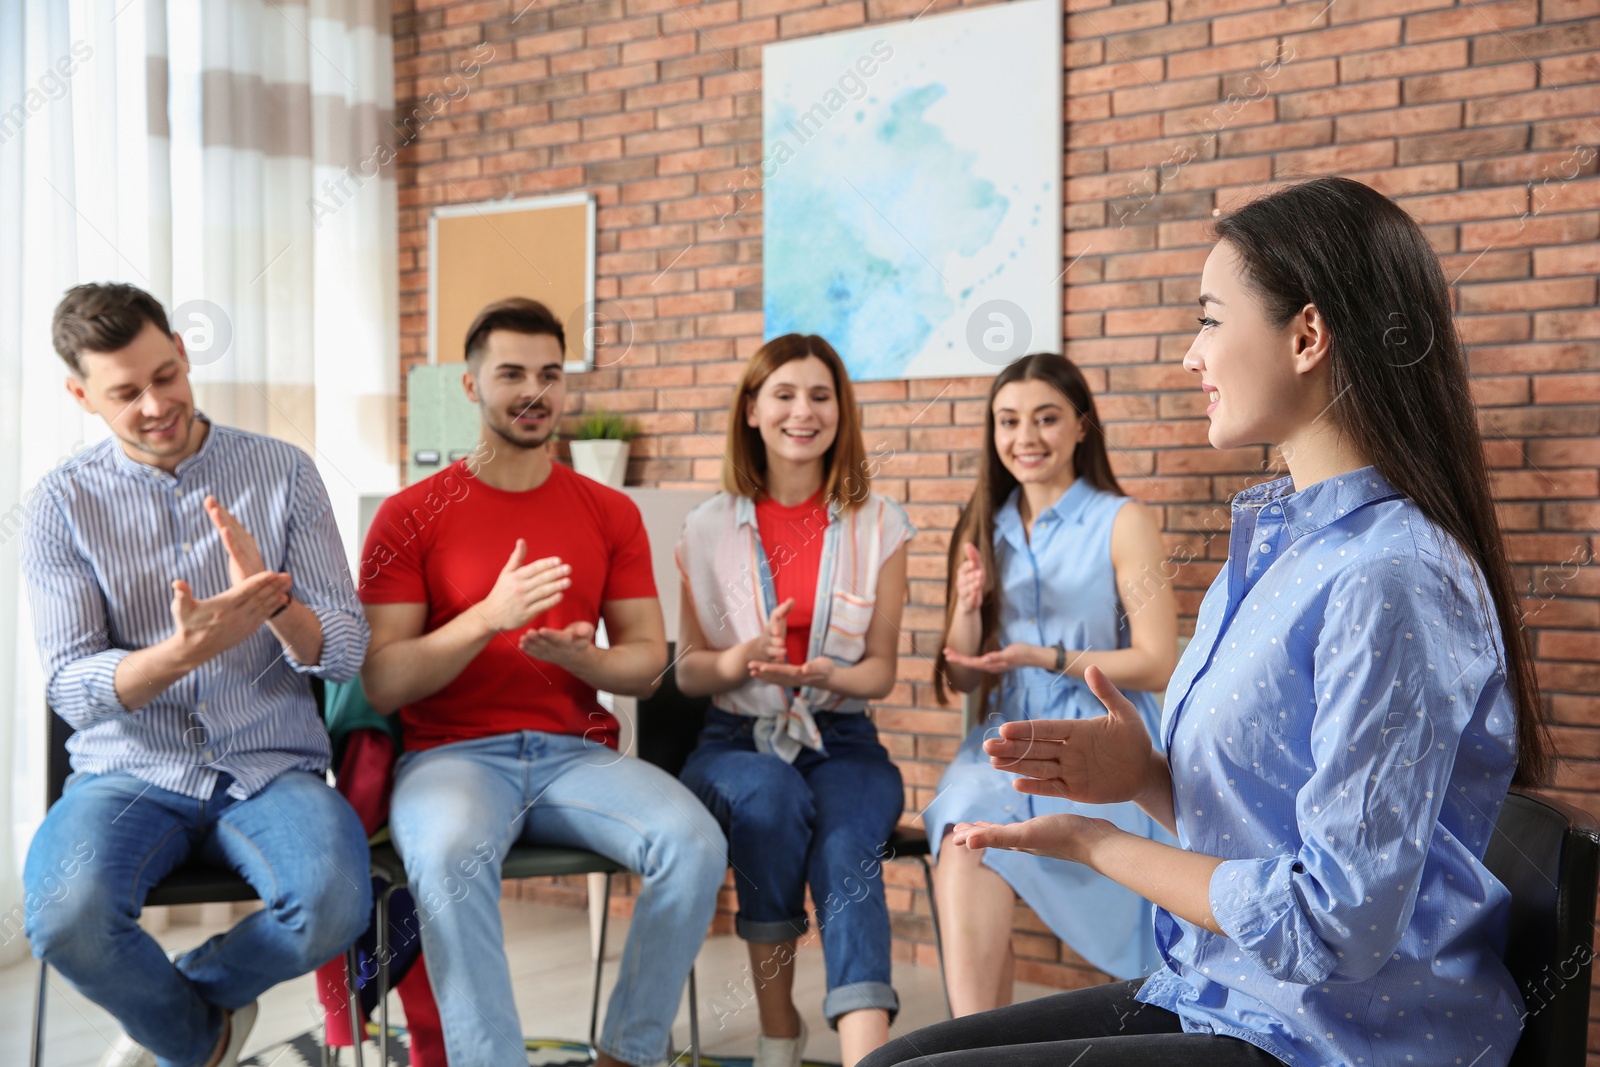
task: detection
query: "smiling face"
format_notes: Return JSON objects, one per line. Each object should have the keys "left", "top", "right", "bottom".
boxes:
{"left": 68, "top": 319, "right": 202, "bottom": 471}
{"left": 991, "top": 377, "right": 1084, "bottom": 488}
{"left": 745, "top": 354, "right": 840, "bottom": 469}
{"left": 1183, "top": 240, "right": 1318, "bottom": 451}
{"left": 464, "top": 329, "right": 567, "bottom": 450}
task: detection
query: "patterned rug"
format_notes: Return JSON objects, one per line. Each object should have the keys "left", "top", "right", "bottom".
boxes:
{"left": 240, "top": 1029, "right": 840, "bottom": 1067}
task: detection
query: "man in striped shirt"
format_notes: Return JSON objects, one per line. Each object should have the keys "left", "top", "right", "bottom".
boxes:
{"left": 20, "top": 283, "right": 372, "bottom": 1067}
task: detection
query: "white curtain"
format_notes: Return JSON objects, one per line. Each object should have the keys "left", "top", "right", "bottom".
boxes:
{"left": 0, "top": 0, "right": 399, "bottom": 966}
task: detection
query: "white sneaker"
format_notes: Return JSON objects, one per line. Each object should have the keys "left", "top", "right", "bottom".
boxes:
{"left": 754, "top": 1018, "right": 808, "bottom": 1067}
{"left": 97, "top": 1036, "right": 156, "bottom": 1067}
{"left": 215, "top": 1000, "right": 260, "bottom": 1067}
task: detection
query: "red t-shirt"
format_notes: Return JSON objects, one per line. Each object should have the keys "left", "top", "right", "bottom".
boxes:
{"left": 359, "top": 461, "right": 656, "bottom": 751}
{"left": 754, "top": 491, "right": 829, "bottom": 665}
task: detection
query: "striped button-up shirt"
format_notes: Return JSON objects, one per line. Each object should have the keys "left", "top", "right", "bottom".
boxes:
{"left": 22, "top": 418, "right": 369, "bottom": 800}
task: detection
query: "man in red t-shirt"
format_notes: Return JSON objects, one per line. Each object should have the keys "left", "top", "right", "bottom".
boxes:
{"left": 359, "top": 298, "right": 726, "bottom": 1067}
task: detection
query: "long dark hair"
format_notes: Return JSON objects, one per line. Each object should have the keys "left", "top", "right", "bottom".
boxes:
{"left": 934, "top": 353, "right": 1120, "bottom": 710}
{"left": 1213, "top": 176, "right": 1550, "bottom": 787}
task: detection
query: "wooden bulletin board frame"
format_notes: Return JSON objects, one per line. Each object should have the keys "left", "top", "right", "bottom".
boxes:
{"left": 428, "top": 193, "right": 596, "bottom": 372}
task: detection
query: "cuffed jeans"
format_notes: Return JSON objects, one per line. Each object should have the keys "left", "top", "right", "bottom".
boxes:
{"left": 389, "top": 730, "right": 727, "bottom": 1067}
{"left": 680, "top": 709, "right": 903, "bottom": 1026}
{"left": 23, "top": 770, "right": 371, "bottom": 1067}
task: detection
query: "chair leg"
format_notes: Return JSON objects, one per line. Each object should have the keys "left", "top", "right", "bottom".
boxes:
{"left": 590, "top": 871, "right": 613, "bottom": 1049}
{"left": 687, "top": 964, "right": 700, "bottom": 1067}
{"left": 29, "top": 959, "right": 47, "bottom": 1067}
{"left": 345, "top": 947, "right": 366, "bottom": 1067}
{"left": 918, "top": 855, "right": 951, "bottom": 1017}
{"left": 376, "top": 885, "right": 393, "bottom": 1067}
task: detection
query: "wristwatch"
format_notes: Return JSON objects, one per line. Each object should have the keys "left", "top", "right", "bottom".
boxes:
{"left": 1053, "top": 641, "right": 1066, "bottom": 672}
{"left": 270, "top": 593, "right": 293, "bottom": 620}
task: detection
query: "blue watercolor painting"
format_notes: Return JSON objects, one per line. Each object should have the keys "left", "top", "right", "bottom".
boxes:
{"left": 761, "top": 0, "right": 1062, "bottom": 382}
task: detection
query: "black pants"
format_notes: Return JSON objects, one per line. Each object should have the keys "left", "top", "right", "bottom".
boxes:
{"left": 860, "top": 979, "right": 1287, "bottom": 1067}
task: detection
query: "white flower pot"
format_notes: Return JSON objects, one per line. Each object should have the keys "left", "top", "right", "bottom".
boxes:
{"left": 569, "top": 439, "right": 631, "bottom": 488}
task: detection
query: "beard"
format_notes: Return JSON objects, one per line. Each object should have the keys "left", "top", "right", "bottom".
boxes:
{"left": 483, "top": 400, "right": 556, "bottom": 451}
{"left": 120, "top": 405, "right": 198, "bottom": 461}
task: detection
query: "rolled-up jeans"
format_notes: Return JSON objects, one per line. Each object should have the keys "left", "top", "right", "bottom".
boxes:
{"left": 23, "top": 769, "right": 371, "bottom": 1067}
{"left": 388, "top": 729, "right": 727, "bottom": 1067}
{"left": 680, "top": 708, "right": 904, "bottom": 1026}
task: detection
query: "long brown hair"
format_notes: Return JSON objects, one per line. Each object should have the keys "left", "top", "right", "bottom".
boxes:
{"left": 722, "top": 334, "right": 871, "bottom": 510}
{"left": 1214, "top": 176, "right": 1550, "bottom": 787}
{"left": 935, "top": 353, "right": 1121, "bottom": 710}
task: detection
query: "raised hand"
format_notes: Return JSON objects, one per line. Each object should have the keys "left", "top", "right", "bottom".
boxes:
{"left": 520, "top": 619, "right": 597, "bottom": 669}
{"left": 942, "top": 643, "right": 1047, "bottom": 674}
{"left": 713, "top": 597, "right": 793, "bottom": 685}
{"left": 477, "top": 539, "right": 571, "bottom": 634}
{"left": 205, "top": 495, "right": 267, "bottom": 587}
{"left": 170, "top": 571, "right": 291, "bottom": 661}
{"left": 756, "top": 597, "right": 793, "bottom": 664}
{"left": 981, "top": 665, "right": 1162, "bottom": 807}
{"left": 953, "top": 542, "right": 984, "bottom": 615}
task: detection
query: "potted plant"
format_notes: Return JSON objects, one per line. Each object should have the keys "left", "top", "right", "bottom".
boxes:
{"left": 568, "top": 409, "right": 639, "bottom": 488}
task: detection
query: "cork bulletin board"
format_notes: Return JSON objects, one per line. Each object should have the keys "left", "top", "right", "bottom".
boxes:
{"left": 428, "top": 193, "right": 596, "bottom": 370}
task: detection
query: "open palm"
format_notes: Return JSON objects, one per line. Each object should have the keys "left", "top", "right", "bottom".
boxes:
{"left": 982, "top": 665, "right": 1159, "bottom": 807}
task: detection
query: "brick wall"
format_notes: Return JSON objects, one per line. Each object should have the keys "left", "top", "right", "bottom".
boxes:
{"left": 390, "top": 0, "right": 1600, "bottom": 1037}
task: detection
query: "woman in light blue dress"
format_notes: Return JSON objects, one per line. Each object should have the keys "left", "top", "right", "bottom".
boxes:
{"left": 926, "top": 353, "right": 1179, "bottom": 1014}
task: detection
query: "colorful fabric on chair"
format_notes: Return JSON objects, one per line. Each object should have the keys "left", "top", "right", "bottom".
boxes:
{"left": 316, "top": 679, "right": 449, "bottom": 1065}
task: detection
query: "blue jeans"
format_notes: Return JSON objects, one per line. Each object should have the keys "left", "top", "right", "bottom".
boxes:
{"left": 388, "top": 730, "right": 727, "bottom": 1067}
{"left": 23, "top": 770, "right": 371, "bottom": 1067}
{"left": 680, "top": 709, "right": 903, "bottom": 1026}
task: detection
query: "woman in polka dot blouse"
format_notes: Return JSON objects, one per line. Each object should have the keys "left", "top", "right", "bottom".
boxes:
{"left": 863, "top": 178, "right": 1551, "bottom": 1067}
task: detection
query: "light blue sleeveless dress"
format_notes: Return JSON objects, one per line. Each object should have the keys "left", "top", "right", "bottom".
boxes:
{"left": 922, "top": 479, "right": 1173, "bottom": 980}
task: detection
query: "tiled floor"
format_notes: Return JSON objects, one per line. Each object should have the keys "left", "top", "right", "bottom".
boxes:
{"left": 2, "top": 897, "right": 1052, "bottom": 1066}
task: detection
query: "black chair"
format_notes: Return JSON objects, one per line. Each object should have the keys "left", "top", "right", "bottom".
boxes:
{"left": 30, "top": 707, "right": 368, "bottom": 1067}
{"left": 1484, "top": 788, "right": 1600, "bottom": 1067}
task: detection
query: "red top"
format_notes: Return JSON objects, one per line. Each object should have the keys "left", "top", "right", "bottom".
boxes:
{"left": 754, "top": 490, "right": 829, "bottom": 665}
{"left": 359, "top": 462, "right": 657, "bottom": 752}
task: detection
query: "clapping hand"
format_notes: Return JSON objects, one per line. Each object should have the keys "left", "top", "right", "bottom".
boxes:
{"left": 953, "top": 542, "right": 984, "bottom": 615}
{"left": 479, "top": 540, "right": 571, "bottom": 634}
{"left": 749, "top": 656, "right": 836, "bottom": 689}
{"left": 752, "top": 597, "right": 793, "bottom": 665}
{"left": 741, "top": 597, "right": 836, "bottom": 689}
{"left": 981, "top": 666, "right": 1160, "bottom": 807}
{"left": 169, "top": 572, "right": 291, "bottom": 660}
{"left": 520, "top": 620, "right": 597, "bottom": 669}
{"left": 950, "top": 814, "right": 1106, "bottom": 864}
{"left": 206, "top": 495, "right": 274, "bottom": 587}
{"left": 942, "top": 643, "right": 1049, "bottom": 674}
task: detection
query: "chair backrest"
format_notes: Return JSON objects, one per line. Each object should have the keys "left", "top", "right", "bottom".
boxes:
{"left": 46, "top": 711, "right": 74, "bottom": 807}
{"left": 1483, "top": 788, "right": 1600, "bottom": 1067}
{"left": 634, "top": 641, "right": 711, "bottom": 779}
